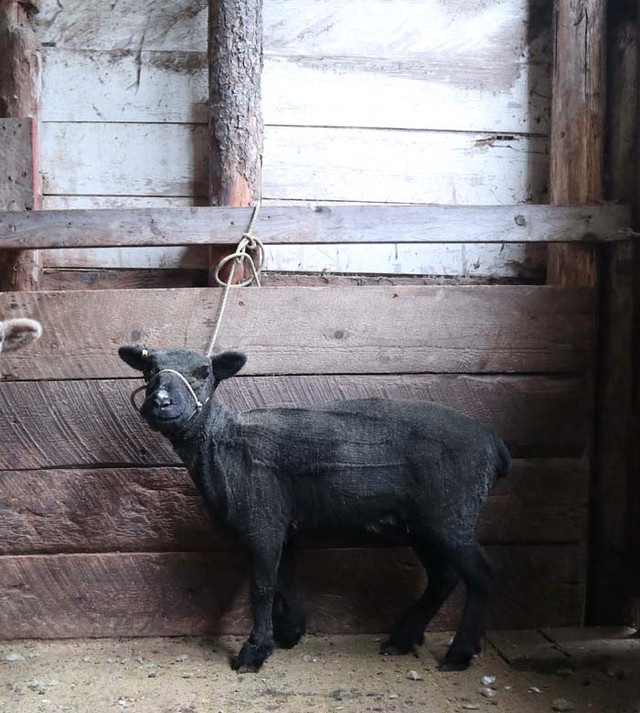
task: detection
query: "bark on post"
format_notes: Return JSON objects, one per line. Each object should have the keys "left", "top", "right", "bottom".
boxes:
{"left": 0, "top": 0, "right": 42, "bottom": 291}
{"left": 208, "top": 0, "right": 263, "bottom": 286}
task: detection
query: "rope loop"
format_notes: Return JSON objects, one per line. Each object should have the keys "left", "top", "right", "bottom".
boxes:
{"left": 206, "top": 205, "right": 262, "bottom": 356}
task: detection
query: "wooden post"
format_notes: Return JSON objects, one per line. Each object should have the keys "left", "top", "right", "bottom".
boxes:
{"left": 548, "top": 0, "right": 634, "bottom": 624}
{"left": 547, "top": 0, "right": 634, "bottom": 624}
{"left": 547, "top": 0, "right": 605, "bottom": 287}
{"left": 631, "top": 0, "right": 640, "bottom": 627}
{"left": 207, "top": 0, "right": 263, "bottom": 286}
{"left": 0, "top": 0, "right": 41, "bottom": 291}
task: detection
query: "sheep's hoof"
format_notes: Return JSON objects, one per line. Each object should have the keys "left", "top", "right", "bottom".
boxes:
{"left": 438, "top": 651, "right": 473, "bottom": 672}
{"left": 380, "top": 630, "right": 422, "bottom": 656}
{"left": 232, "top": 641, "right": 272, "bottom": 673}
{"left": 273, "top": 626, "right": 304, "bottom": 650}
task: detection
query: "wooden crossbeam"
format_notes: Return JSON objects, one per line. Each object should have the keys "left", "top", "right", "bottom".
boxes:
{"left": 0, "top": 285, "right": 595, "bottom": 380}
{"left": 0, "top": 204, "right": 631, "bottom": 250}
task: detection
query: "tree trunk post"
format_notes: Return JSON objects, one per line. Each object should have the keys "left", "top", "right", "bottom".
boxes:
{"left": 0, "top": 0, "right": 42, "bottom": 291}
{"left": 207, "top": 0, "right": 264, "bottom": 286}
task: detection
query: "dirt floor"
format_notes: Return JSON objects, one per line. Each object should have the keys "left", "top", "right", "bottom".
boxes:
{"left": 1, "top": 630, "right": 639, "bottom": 713}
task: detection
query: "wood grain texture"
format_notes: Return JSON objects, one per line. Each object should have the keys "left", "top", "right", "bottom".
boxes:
{"left": 588, "top": 239, "right": 635, "bottom": 624}
{"left": 547, "top": 0, "right": 605, "bottom": 287}
{"left": 38, "top": 123, "right": 549, "bottom": 203}
{"left": 262, "top": 126, "right": 549, "bottom": 204}
{"left": 0, "top": 375, "right": 592, "bottom": 470}
{"left": 0, "top": 286, "right": 596, "bottom": 379}
{"left": 0, "top": 118, "right": 34, "bottom": 211}
{"left": 36, "top": 195, "right": 548, "bottom": 280}
{"left": 0, "top": 2, "right": 41, "bottom": 291}
{"left": 41, "top": 268, "right": 208, "bottom": 291}
{"left": 41, "top": 243, "right": 546, "bottom": 281}
{"left": 0, "top": 204, "right": 630, "bottom": 250}
{"left": 0, "top": 459, "right": 588, "bottom": 555}
{"left": 36, "top": 0, "right": 551, "bottom": 63}
{"left": 544, "top": 0, "right": 634, "bottom": 624}
{"left": 40, "top": 49, "right": 551, "bottom": 135}
{"left": 0, "top": 545, "right": 585, "bottom": 638}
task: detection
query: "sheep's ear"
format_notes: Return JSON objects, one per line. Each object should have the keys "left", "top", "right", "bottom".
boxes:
{"left": 211, "top": 351, "right": 246, "bottom": 381}
{"left": 118, "top": 345, "right": 149, "bottom": 372}
{"left": 1, "top": 318, "right": 42, "bottom": 352}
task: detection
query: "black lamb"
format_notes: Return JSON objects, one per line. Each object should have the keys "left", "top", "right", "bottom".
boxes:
{"left": 119, "top": 346, "right": 511, "bottom": 673}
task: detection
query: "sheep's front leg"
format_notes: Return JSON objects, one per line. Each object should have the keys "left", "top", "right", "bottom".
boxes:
{"left": 233, "top": 535, "right": 283, "bottom": 673}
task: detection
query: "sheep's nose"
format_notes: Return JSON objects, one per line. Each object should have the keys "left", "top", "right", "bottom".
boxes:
{"left": 153, "top": 390, "right": 172, "bottom": 408}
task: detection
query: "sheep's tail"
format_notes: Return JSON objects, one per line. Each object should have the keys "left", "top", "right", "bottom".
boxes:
{"left": 495, "top": 438, "right": 511, "bottom": 479}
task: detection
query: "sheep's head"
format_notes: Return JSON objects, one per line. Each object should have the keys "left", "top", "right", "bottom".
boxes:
{"left": 0, "top": 318, "right": 43, "bottom": 353}
{"left": 118, "top": 346, "right": 246, "bottom": 434}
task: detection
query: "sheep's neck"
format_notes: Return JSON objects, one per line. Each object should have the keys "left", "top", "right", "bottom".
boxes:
{"left": 168, "top": 397, "right": 230, "bottom": 469}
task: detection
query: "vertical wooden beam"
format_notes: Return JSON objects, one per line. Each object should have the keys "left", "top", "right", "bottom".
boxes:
{"left": 0, "top": 0, "right": 41, "bottom": 291}
{"left": 548, "top": 0, "right": 637, "bottom": 625}
{"left": 631, "top": 0, "right": 640, "bottom": 627}
{"left": 547, "top": 0, "right": 605, "bottom": 287}
{"left": 548, "top": 0, "right": 634, "bottom": 624}
{"left": 207, "top": 0, "right": 263, "bottom": 285}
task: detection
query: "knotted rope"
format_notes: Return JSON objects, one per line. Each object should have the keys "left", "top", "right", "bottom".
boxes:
{"left": 206, "top": 205, "right": 263, "bottom": 356}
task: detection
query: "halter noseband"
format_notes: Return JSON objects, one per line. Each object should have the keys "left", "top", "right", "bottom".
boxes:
{"left": 130, "top": 368, "right": 210, "bottom": 420}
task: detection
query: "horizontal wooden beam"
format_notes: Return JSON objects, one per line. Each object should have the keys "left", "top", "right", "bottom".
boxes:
{"left": 0, "top": 459, "right": 588, "bottom": 555}
{"left": 0, "top": 545, "right": 585, "bottom": 637}
{"left": 0, "top": 375, "right": 591, "bottom": 470}
{"left": 0, "top": 204, "right": 631, "bottom": 249}
{"left": 0, "top": 285, "right": 596, "bottom": 379}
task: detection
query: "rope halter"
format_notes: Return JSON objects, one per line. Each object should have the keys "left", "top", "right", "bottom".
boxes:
{"left": 130, "top": 368, "right": 210, "bottom": 421}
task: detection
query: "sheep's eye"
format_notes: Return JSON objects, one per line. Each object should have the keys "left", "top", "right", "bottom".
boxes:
{"left": 193, "top": 365, "right": 210, "bottom": 381}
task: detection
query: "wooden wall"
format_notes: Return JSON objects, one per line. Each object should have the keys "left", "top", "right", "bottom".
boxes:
{"left": 36, "top": 0, "right": 551, "bottom": 282}
{"left": 0, "top": 284, "right": 595, "bottom": 636}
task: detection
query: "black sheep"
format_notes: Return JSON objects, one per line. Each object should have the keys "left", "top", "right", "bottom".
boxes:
{"left": 119, "top": 346, "right": 511, "bottom": 673}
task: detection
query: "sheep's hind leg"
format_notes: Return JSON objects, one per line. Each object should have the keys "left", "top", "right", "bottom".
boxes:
{"left": 272, "top": 543, "right": 307, "bottom": 649}
{"left": 233, "top": 534, "right": 284, "bottom": 673}
{"left": 438, "top": 542, "right": 492, "bottom": 672}
{"left": 381, "top": 536, "right": 459, "bottom": 656}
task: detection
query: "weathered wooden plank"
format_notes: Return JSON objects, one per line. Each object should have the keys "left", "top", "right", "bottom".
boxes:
{"left": 0, "top": 204, "right": 630, "bottom": 250}
{"left": 40, "top": 123, "right": 207, "bottom": 198}
{"left": 37, "top": 195, "right": 549, "bottom": 280}
{"left": 0, "top": 459, "right": 588, "bottom": 555}
{"left": 0, "top": 545, "right": 585, "bottom": 638}
{"left": 262, "top": 54, "right": 550, "bottom": 135}
{"left": 0, "top": 375, "right": 592, "bottom": 470}
{"left": 42, "top": 243, "right": 546, "bottom": 281}
{"left": 39, "top": 123, "right": 549, "bottom": 203}
{"left": 0, "top": 119, "right": 34, "bottom": 211}
{"left": 39, "top": 195, "right": 212, "bottom": 275}
{"left": 0, "top": 286, "right": 595, "bottom": 379}
{"left": 262, "top": 126, "right": 549, "bottom": 204}
{"left": 41, "top": 268, "right": 208, "bottom": 291}
{"left": 40, "top": 49, "right": 551, "bottom": 135}
{"left": 487, "top": 630, "right": 569, "bottom": 671}
{"left": 37, "top": 0, "right": 551, "bottom": 58}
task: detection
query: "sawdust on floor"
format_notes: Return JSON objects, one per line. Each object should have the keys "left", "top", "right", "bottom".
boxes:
{"left": 1, "top": 633, "right": 639, "bottom": 713}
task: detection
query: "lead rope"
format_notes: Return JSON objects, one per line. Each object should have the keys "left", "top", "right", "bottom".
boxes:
{"left": 206, "top": 205, "right": 263, "bottom": 357}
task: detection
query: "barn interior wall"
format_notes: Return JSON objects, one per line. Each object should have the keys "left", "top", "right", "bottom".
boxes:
{"left": 36, "top": 0, "right": 551, "bottom": 282}
{"left": 4, "top": 0, "right": 635, "bottom": 637}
